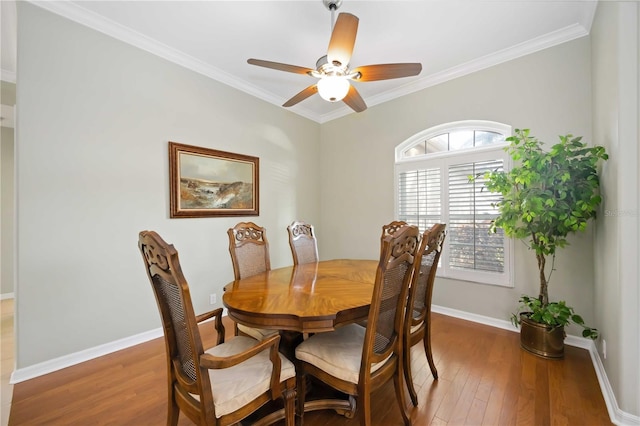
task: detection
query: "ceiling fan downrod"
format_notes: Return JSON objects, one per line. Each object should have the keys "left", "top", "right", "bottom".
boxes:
{"left": 246, "top": 0, "right": 421, "bottom": 113}
{"left": 323, "top": 0, "right": 342, "bottom": 32}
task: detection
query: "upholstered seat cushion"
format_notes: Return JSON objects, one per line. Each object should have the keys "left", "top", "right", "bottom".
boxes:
{"left": 205, "top": 335, "right": 295, "bottom": 418}
{"left": 295, "top": 323, "right": 388, "bottom": 384}
{"left": 237, "top": 323, "right": 279, "bottom": 341}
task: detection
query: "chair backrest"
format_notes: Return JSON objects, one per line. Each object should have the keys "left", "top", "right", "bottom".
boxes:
{"left": 138, "top": 230, "right": 215, "bottom": 419}
{"left": 287, "top": 221, "right": 319, "bottom": 265}
{"left": 381, "top": 220, "right": 408, "bottom": 241}
{"left": 407, "top": 224, "right": 447, "bottom": 331}
{"left": 363, "top": 224, "right": 420, "bottom": 371}
{"left": 228, "top": 222, "right": 271, "bottom": 280}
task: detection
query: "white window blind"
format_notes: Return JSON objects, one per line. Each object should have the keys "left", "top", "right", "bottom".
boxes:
{"left": 448, "top": 160, "right": 504, "bottom": 273}
{"left": 395, "top": 121, "right": 513, "bottom": 287}
{"left": 397, "top": 168, "right": 441, "bottom": 231}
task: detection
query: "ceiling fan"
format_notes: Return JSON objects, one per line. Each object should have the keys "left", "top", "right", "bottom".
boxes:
{"left": 247, "top": 0, "right": 422, "bottom": 113}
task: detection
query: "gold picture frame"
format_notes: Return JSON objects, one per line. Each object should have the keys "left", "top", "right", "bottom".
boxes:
{"left": 169, "top": 142, "right": 259, "bottom": 218}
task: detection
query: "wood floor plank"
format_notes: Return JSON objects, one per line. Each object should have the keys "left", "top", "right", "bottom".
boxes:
{"left": 534, "top": 357, "right": 551, "bottom": 426}
{"left": 550, "top": 345, "right": 612, "bottom": 426}
{"left": 7, "top": 313, "right": 612, "bottom": 426}
{"left": 466, "top": 397, "right": 488, "bottom": 426}
{"left": 414, "top": 378, "right": 448, "bottom": 425}
{"left": 479, "top": 330, "right": 512, "bottom": 426}
{"left": 497, "top": 337, "right": 523, "bottom": 426}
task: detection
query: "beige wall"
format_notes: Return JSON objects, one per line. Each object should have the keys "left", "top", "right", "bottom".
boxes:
{"left": 320, "top": 37, "right": 595, "bottom": 334}
{"left": 591, "top": 1, "right": 640, "bottom": 417}
{"left": 13, "top": 1, "right": 640, "bottom": 420}
{"left": 16, "top": 3, "right": 320, "bottom": 368}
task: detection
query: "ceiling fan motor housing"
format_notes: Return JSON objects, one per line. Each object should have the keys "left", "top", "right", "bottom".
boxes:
{"left": 315, "top": 55, "right": 347, "bottom": 76}
{"left": 246, "top": 0, "right": 422, "bottom": 112}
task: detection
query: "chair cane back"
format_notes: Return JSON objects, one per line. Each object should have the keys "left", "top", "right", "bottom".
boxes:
{"left": 295, "top": 225, "right": 420, "bottom": 426}
{"left": 138, "top": 230, "right": 296, "bottom": 426}
{"left": 287, "top": 221, "right": 319, "bottom": 265}
{"left": 404, "top": 223, "right": 447, "bottom": 406}
{"left": 227, "top": 222, "right": 279, "bottom": 341}
{"left": 227, "top": 222, "right": 271, "bottom": 281}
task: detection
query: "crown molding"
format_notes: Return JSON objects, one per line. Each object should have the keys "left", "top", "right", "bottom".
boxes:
{"left": 26, "top": 1, "right": 315, "bottom": 115}
{"left": 580, "top": 0, "right": 599, "bottom": 33}
{"left": 28, "top": 1, "right": 591, "bottom": 124}
{"left": 318, "top": 21, "right": 590, "bottom": 123}
{"left": 367, "top": 22, "right": 590, "bottom": 109}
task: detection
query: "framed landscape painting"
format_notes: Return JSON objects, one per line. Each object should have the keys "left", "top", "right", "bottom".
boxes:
{"left": 169, "top": 142, "right": 259, "bottom": 218}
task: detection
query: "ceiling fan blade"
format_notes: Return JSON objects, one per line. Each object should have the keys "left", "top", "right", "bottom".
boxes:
{"left": 327, "top": 13, "right": 359, "bottom": 68}
{"left": 343, "top": 84, "right": 367, "bottom": 113}
{"left": 247, "top": 59, "right": 314, "bottom": 75}
{"left": 352, "top": 63, "right": 423, "bottom": 82}
{"left": 283, "top": 84, "right": 318, "bottom": 107}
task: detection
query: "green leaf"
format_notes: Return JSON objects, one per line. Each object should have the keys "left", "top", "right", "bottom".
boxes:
{"left": 571, "top": 314, "right": 585, "bottom": 325}
{"left": 484, "top": 130, "right": 607, "bottom": 319}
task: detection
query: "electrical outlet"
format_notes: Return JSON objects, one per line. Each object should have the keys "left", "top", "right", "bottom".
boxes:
{"left": 209, "top": 293, "right": 217, "bottom": 305}
{"left": 602, "top": 339, "right": 607, "bottom": 360}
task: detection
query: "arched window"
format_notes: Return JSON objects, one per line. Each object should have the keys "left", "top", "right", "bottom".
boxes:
{"left": 395, "top": 120, "right": 513, "bottom": 287}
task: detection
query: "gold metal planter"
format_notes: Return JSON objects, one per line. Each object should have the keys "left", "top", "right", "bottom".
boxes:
{"left": 519, "top": 313, "right": 565, "bottom": 359}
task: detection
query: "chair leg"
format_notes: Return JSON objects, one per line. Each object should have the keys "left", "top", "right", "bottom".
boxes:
{"left": 393, "top": 365, "right": 411, "bottom": 426}
{"left": 283, "top": 382, "right": 296, "bottom": 426}
{"left": 423, "top": 334, "right": 438, "bottom": 379}
{"left": 168, "top": 393, "right": 179, "bottom": 426}
{"left": 296, "top": 371, "right": 307, "bottom": 425}
{"left": 358, "top": 389, "right": 372, "bottom": 426}
{"left": 404, "top": 341, "right": 419, "bottom": 406}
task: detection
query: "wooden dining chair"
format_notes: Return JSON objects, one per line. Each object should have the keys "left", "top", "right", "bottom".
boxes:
{"left": 403, "top": 223, "right": 447, "bottom": 406}
{"left": 138, "top": 230, "right": 296, "bottom": 426}
{"left": 381, "top": 220, "right": 408, "bottom": 240}
{"left": 227, "top": 222, "right": 279, "bottom": 341}
{"left": 287, "top": 221, "right": 319, "bottom": 265}
{"left": 295, "top": 225, "right": 420, "bottom": 426}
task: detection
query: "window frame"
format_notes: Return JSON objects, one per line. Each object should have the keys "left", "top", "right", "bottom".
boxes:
{"left": 394, "top": 120, "right": 514, "bottom": 288}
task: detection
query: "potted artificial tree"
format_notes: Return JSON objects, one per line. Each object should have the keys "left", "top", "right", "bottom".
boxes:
{"left": 481, "top": 128, "right": 608, "bottom": 358}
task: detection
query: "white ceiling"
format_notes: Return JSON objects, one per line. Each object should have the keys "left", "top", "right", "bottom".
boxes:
{"left": 1, "top": 0, "right": 598, "bottom": 123}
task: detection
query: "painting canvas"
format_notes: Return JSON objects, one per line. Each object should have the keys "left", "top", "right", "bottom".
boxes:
{"left": 169, "top": 142, "right": 259, "bottom": 218}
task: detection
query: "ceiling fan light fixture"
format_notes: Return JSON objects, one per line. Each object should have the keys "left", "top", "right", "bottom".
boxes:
{"left": 246, "top": 1, "right": 421, "bottom": 112}
{"left": 317, "top": 76, "right": 350, "bottom": 102}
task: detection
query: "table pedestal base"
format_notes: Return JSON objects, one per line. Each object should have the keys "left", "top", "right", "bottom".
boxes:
{"left": 248, "top": 395, "right": 355, "bottom": 426}
{"left": 279, "top": 330, "right": 304, "bottom": 360}
{"left": 303, "top": 394, "right": 356, "bottom": 418}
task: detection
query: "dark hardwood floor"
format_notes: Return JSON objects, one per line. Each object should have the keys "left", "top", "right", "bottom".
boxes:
{"left": 8, "top": 313, "right": 612, "bottom": 425}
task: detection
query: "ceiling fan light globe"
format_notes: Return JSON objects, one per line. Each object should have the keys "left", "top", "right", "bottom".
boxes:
{"left": 317, "top": 76, "right": 350, "bottom": 102}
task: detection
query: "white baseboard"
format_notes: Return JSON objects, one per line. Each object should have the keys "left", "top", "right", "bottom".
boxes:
{"left": 432, "top": 304, "right": 518, "bottom": 333}
{"left": 0, "top": 292, "right": 15, "bottom": 300}
{"left": 432, "top": 304, "right": 640, "bottom": 426}
{"left": 431, "top": 304, "right": 595, "bottom": 349}
{"left": 9, "top": 310, "right": 227, "bottom": 385}
{"left": 589, "top": 343, "right": 640, "bottom": 425}
{"left": 10, "top": 327, "right": 163, "bottom": 384}
{"left": 9, "top": 305, "right": 639, "bottom": 425}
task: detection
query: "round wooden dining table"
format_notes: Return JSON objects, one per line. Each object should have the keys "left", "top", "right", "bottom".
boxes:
{"left": 222, "top": 259, "right": 378, "bottom": 334}
{"left": 223, "top": 258, "right": 379, "bottom": 419}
